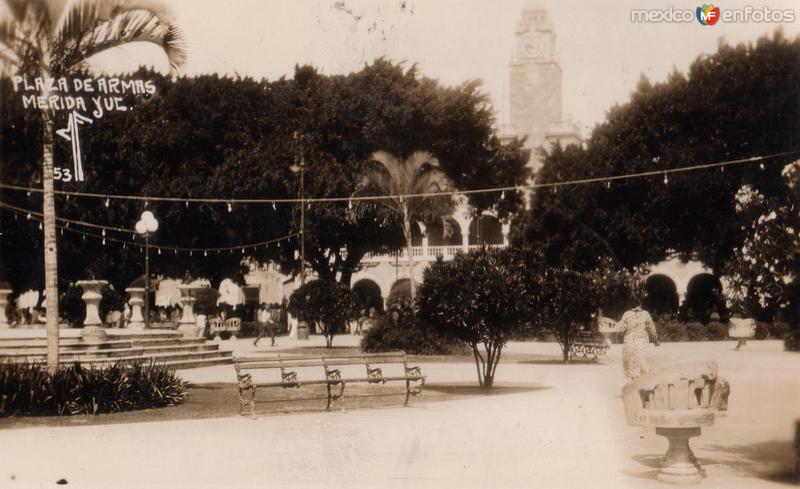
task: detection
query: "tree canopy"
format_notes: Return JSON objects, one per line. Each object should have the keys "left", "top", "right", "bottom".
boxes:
{"left": 1, "top": 59, "right": 530, "bottom": 292}
{"left": 513, "top": 32, "right": 800, "bottom": 273}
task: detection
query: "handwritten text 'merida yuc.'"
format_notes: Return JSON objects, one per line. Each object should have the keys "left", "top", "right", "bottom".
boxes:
{"left": 11, "top": 75, "right": 157, "bottom": 118}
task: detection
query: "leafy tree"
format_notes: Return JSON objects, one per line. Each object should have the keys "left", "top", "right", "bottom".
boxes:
{"left": 1, "top": 60, "right": 530, "bottom": 295}
{"left": 0, "top": 0, "right": 184, "bottom": 370}
{"left": 358, "top": 151, "right": 454, "bottom": 298}
{"left": 525, "top": 256, "right": 641, "bottom": 362}
{"left": 514, "top": 32, "right": 800, "bottom": 274}
{"left": 287, "top": 279, "right": 358, "bottom": 348}
{"left": 418, "top": 248, "right": 530, "bottom": 388}
{"left": 722, "top": 160, "right": 799, "bottom": 327}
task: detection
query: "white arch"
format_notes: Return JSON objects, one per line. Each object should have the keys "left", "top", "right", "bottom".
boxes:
{"left": 647, "top": 257, "right": 712, "bottom": 301}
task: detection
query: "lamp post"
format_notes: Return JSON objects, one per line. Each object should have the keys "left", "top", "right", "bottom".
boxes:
{"left": 135, "top": 211, "right": 158, "bottom": 329}
{"left": 290, "top": 137, "right": 306, "bottom": 286}
{"left": 290, "top": 133, "right": 309, "bottom": 340}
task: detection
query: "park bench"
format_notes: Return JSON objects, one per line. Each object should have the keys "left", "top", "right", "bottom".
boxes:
{"left": 233, "top": 351, "right": 425, "bottom": 416}
{"left": 622, "top": 359, "right": 728, "bottom": 484}
{"left": 208, "top": 317, "right": 241, "bottom": 340}
{"left": 568, "top": 330, "right": 609, "bottom": 361}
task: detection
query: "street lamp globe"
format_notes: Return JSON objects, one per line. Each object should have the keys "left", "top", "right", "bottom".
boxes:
{"left": 135, "top": 220, "right": 147, "bottom": 235}
{"left": 145, "top": 218, "right": 158, "bottom": 233}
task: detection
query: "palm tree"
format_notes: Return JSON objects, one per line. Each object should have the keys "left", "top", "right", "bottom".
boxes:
{"left": 0, "top": 0, "right": 185, "bottom": 371}
{"left": 359, "top": 151, "right": 453, "bottom": 298}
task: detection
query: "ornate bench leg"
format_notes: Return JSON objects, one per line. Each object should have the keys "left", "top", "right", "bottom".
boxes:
{"left": 404, "top": 368, "right": 425, "bottom": 406}
{"left": 655, "top": 427, "right": 704, "bottom": 484}
{"left": 239, "top": 387, "right": 256, "bottom": 417}
{"left": 326, "top": 382, "right": 346, "bottom": 410}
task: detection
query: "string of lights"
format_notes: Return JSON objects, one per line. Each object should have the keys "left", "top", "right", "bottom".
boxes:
{"left": 0, "top": 202, "right": 300, "bottom": 254}
{"left": 1, "top": 150, "right": 796, "bottom": 205}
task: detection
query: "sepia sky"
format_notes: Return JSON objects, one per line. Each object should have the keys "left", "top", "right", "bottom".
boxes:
{"left": 91, "top": 0, "right": 800, "bottom": 136}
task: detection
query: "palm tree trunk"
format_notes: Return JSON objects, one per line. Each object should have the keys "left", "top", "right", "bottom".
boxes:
{"left": 402, "top": 206, "right": 416, "bottom": 299}
{"left": 40, "top": 62, "right": 60, "bottom": 373}
{"left": 42, "top": 111, "right": 60, "bottom": 372}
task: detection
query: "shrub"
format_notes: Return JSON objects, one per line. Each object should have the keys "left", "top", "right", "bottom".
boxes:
{"left": 418, "top": 248, "right": 531, "bottom": 388}
{"left": 770, "top": 321, "right": 792, "bottom": 339}
{"left": 59, "top": 284, "right": 86, "bottom": 327}
{"left": 288, "top": 280, "right": 359, "bottom": 348}
{"left": 361, "top": 298, "right": 465, "bottom": 355}
{"left": 686, "top": 322, "right": 706, "bottom": 341}
{"left": 0, "top": 360, "right": 187, "bottom": 417}
{"left": 784, "top": 329, "right": 800, "bottom": 352}
{"left": 656, "top": 320, "right": 684, "bottom": 342}
{"left": 707, "top": 322, "right": 730, "bottom": 341}
{"left": 754, "top": 321, "right": 770, "bottom": 340}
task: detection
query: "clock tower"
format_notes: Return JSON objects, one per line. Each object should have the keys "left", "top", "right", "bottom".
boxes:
{"left": 509, "top": 7, "right": 579, "bottom": 172}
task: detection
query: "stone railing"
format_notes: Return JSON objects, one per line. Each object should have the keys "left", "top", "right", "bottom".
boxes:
{"left": 361, "top": 244, "right": 505, "bottom": 264}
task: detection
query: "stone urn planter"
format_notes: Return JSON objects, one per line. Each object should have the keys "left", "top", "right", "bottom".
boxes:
{"left": 623, "top": 360, "right": 728, "bottom": 484}
{"left": 76, "top": 280, "right": 109, "bottom": 342}
{"left": 728, "top": 317, "right": 756, "bottom": 350}
{"left": 597, "top": 316, "right": 620, "bottom": 345}
{"left": 177, "top": 285, "right": 206, "bottom": 338}
{"left": 0, "top": 286, "right": 12, "bottom": 329}
{"left": 125, "top": 287, "right": 146, "bottom": 329}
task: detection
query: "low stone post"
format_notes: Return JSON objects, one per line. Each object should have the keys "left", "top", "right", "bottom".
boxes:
{"left": 125, "top": 287, "right": 146, "bottom": 329}
{"left": 76, "top": 280, "right": 109, "bottom": 342}
{"left": 0, "top": 287, "right": 12, "bottom": 329}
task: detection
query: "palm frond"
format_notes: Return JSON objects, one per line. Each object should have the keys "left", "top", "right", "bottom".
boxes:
{"left": 51, "top": 0, "right": 186, "bottom": 74}
{"left": 0, "top": 0, "right": 50, "bottom": 73}
{"left": 359, "top": 150, "right": 455, "bottom": 223}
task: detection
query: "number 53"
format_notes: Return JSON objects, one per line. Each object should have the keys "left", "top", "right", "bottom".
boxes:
{"left": 53, "top": 167, "right": 73, "bottom": 183}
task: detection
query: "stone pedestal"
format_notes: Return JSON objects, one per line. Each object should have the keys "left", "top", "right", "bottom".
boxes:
{"left": 0, "top": 288, "right": 11, "bottom": 329}
{"left": 655, "top": 427, "right": 704, "bottom": 484}
{"left": 177, "top": 285, "right": 200, "bottom": 338}
{"left": 729, "top": 318, "right": 756, "bottom": 350}
{"left": 296, "top": 320, "right": 309, "bottom": 340}
{"left": 125, "top": 287, "right": 145, "bottom": 329}
{"left": 77, "top": 280, "right": 109, "bottom": 342}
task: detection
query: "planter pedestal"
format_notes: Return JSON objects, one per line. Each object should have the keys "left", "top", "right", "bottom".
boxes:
{"left": 728, "top": 318, "right": 756, "bottom": 350}
{"left": 296, "top": 320, "right": 309, "bottom": 340}
{"left": 598, "top": 316, "right": 619, "bottom": 346}
{"left": 125, "top": 287, "right": 145, "bottom": 329}
{"left": 77, "top": 280, "right": 108, "bottom": 342}
{"left": 0, "top": 288, "right": 11, "bottom": 329}
{"left": 655, "top": 427, "right": 704, "bottom": 484}
{"left": 177, "top": 285, "right": 202, "bottom": 338}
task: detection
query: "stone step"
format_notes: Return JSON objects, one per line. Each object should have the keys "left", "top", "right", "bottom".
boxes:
{"left": 0, "top": 337, "right": 206, "bottom": 353}
{"left": 0, "top": 342, "right": 221, "bottom": 361}
{"left": 0, "top": 331, "right": 183, "bottom": 342}
{"left": 47, "top": 349, "right": 232, "bottom": 367}
{"left": 165, "top": 356, "right": 236, "bottom": 370}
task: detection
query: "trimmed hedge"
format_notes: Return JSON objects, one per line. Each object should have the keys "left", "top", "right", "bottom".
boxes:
{"left": 785, "top": 329, "right": 800, "bottom": 352}
{"left": 771, "top": 321, "right": 792, "bottom": 340}
{"left": 706, "top": 322, "right": 730, "bottom": 341}
{"left": 0, "top": 360, "right": 187, "bottom": 417}
{"left": 686, "top": 322, "right": 706, "bottom": 342}
{"left": 656, "top": 320, "right": 684, "bottom": 342}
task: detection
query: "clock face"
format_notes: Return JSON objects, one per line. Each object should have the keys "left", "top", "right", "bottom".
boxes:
{"left": 523, "top": 38, "right": 543, "bottom": 58}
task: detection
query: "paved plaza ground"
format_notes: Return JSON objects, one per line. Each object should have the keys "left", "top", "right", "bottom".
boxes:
{"left": 1, "top": 335, "right": 798, "bottom": 489}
